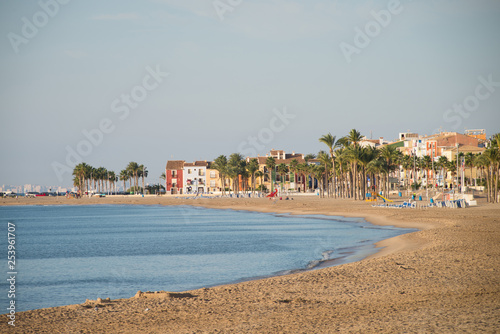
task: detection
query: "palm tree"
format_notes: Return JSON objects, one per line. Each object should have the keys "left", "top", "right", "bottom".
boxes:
{"left": 317, "top": 150, "right": 331, "bottom": 197}
{"left": 108, "top": 171, "right": 116, "bottom": 195}
{"left": 289, "top": 159, "right": 299, "bottom": 191}
{"left": 90, "top": 166, "right": 98, "bottom": 193}
{"left": 359, "top": 147, "right": 378, "bottom": 199}
{"left": 491, "top": 133, "right": 500, "bottom": 202}
{"left": 319, "top": 133, "right": 340, "bottom": 198}
{"left": 72, "top": 163, "right": 90, "bottom": 195}
{"left": 438, "top": 156, "right": 449, "bottom": 189}
{"left": 447, "top": 159, "right": 457, "bottom": 190}
{"left": 139, "top": 165, "right": 148, "bottom": 194}
{"left": 83, "top": 164, "right": 92, "bottom": 193}
{"left": 303, "top": 154, "right": 316, "bottom": 192}
{"left": 422, "top": 155, "right": 432, "bottom": 188}
{"left": 335, "top": 148, "right": 348, "bottom": 198}
{"left": 213, "top": 155, "right": 228, "bottom": 195}
{"left": 126, "top": 162, "right": 140, "bottom": 194}
{"left": 277, "top": 163, "right": 289, "bottom": 192}
{"left": 345, "top": 146, "right": 363, "bottom": 199}
{"left": 119, "top": 169, "right": 129, "bottom": 193}
{"left": 265, "top": 157, "right": 276, "bottom": 193}
{"left": 297, "top": 163, "right": 308, "bottom": 193}
{"left": 483, "top": 146, "right": 499, "bottom": 203}
{"left": 379, "top": 146, "right": 398, "bottom": 198}
{"left": 95, "top": 167, "right": 107, "bottom": 193}
{"left": 255, "top": 170, "right": 265, "bottom": 193}
{"left": 247, "top": 158, "right": 259, "bottom": 196}
{"left": 464, "top": 152, "right": 474, "bottom": 186}
{"left": 340, "top": 129, "right": 363, "bottom": 200}
{"left": 228, "top": 153, "right": 245, "bottom": 194}
{"left": 400, "top": 154, "right": 412, "bottom": 194}
{"left": 72, "top": 176, "right": 81, "bottom": 194}
{"left": 347, "top": 129, "right": 363, "bottom": 147}
{"left": 311, "top": 164, "right": 326, "bottom": 198}
{"left": 474, "top": 154, "right": 486, "bottom": 190}
{"left": 367, "top": 158, "right": 383, "bottom": 195}
{"left": 304, "top": 153, "right": 316, "bottom": 162}
{"left": 241, "top": 167, "right": 250, "bottom": 193}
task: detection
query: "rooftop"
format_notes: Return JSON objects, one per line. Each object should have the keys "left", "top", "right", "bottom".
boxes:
{"left": 166, "top": 160, "right": 185, "bottom": 170}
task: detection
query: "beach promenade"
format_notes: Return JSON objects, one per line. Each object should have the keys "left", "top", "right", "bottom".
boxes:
{"left": 1, "top": 195, "right": 499, "bottom": 333}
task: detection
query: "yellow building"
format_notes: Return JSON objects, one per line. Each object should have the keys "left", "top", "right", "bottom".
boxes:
{"left": 206, "top": 162, "right": 222, "bottom": 193}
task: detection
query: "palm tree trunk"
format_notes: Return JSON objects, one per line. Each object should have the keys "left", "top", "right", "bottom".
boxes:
{"left": 386, "top": 163, "right": 390, "bottom": 199}
{"left": 331, "top": 161, "right": 335, "bottom": 198}
{"left": 480, "top": 167, "right": 483, "bottom": 189}
{"left": 363, "top": 167, "right": 367, "bottom": 200}
{"left": 495, "top": 164, "right": 499, "bottom": 203}
{"left": 338, "top": 166, "right": 343, "bottom": 198}
{"left": 349, "top": 169, "right": 353, "bottom": 199}
{"left": 490, "top": 166, "right": 494, "bottom": 203}
{"left": 220, "top": 175, "right": 224, "bottom": 195}
{"left": 354, "top": 164, "right": 357, "bottom": 200}
{"left": 488, "top": 166, "right": 492, "bottom": 203}
{"left": 486, "top": 167, "right": 491, "bottom": 202}
{"left": 342, "top": 171, "right": 345, "bottom": 198}
{"left": 342, "top": 169, "right": 346, "bottom": 198}
{"left": 350, "top": 165, "right": 354, "bottom": 199}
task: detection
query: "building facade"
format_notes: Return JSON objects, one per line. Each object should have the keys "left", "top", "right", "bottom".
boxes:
{"left": 165, "top": 160, "right": 184, "bottom": 194}
{"left": 183, "top": 161, "right": 208, "bottom": 193}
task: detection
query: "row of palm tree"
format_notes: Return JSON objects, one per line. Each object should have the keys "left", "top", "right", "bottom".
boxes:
{"left": 119, "top": 162, "right": 148, "bottom": 194}
{"left": 71, "top": 132, "right": 499, "bottom": 202}
{"left": 211, "top": 154, "right": 264, "bottom": 195}
{"left": 318, "top": 130, "right": 500, "bottom": 202}
{"left": 72, "top": 163, "right": 118, "bottom": 194}
{"left": 210, "top": 152, "right": 323, "bottom": 196}
{"left": 318, "top": 129, "right": 393, "bottom": 200}
{"left": 72, "top": 162, "right": 148, "bottom": 195}
{"left": 475, "top": 135, "right": 500, "bottom": 203}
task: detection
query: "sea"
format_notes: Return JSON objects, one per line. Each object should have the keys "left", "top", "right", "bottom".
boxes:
{"left": 0, "top": 205, "right": 415, "bottom": 312}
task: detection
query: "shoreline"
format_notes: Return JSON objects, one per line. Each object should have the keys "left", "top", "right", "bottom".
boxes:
{"left": 1, "top": 196, "right": 499, "bottom": 333}
{"left": 2, "top": 204, "right": 414, "bottom": 313}
{"left": 0, "top": 195, "right": 426, "bottom": 267}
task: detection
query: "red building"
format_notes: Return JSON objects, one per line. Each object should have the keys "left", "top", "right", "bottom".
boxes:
{"left": 165, "top": 160, "right": 184, "bottom": 194}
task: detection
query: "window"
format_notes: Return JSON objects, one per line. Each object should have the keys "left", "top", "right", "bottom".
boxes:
{"left": 188, "top": 169, "right": 191, "bottom": 174}
{"left": 210, "top": 171, "right": 216, "bottom": 178}
{"left": 210, "top": 180, "right": 216, "bottom": 187}
{"left": 171, "top": 171, "right": 176, "bottom": 177}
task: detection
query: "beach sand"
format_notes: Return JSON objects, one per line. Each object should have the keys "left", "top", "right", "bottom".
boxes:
{"left": 1, "top": 195, "right": 499, "bottom": 333}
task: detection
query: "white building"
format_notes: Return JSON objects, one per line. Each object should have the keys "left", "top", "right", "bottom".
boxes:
{"left": 183, "top": 161, "right": 208, "bottom": 193}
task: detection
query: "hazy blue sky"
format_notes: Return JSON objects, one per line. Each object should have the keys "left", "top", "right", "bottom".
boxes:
{"left": 1, "top": 0, "right": 499, "bottom": 187}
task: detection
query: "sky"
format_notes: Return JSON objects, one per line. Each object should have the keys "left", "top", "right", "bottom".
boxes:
{"left": 1, "top": 0, "right": 499, "bottom": 188}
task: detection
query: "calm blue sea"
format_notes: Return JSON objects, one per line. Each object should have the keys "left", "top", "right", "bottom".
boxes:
{"left": 0, "top": 205, "right": 415, "bottom": 312}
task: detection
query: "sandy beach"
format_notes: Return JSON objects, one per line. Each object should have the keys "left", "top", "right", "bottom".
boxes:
{"left": 1, "top": 195, "right": 499, "bottom": 333}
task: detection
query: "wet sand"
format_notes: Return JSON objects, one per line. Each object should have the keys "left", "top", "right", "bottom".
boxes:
{"left": 1, "top": 195, "right": 499, "bottom": 333}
